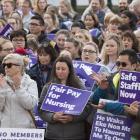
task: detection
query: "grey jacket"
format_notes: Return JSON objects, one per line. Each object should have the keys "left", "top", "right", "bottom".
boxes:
{"left": 0, "top": 74, "right": 38, "bottom": 128}
{"left": 38, "top": 83, "right": 92, "bottom": 140}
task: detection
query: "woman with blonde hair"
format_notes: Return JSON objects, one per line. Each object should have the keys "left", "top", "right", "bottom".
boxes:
{"left": 58, "top": 0, "right": 80, "bottom": 23}
{"left": 0, "top": 53, "right": 38, "bottom": 128}
{"left": 33, "top": 0, "right": 48, "bottom": 16}
{"left": 100, "top": 34, "right": 124, "bottom": 73}
{"left": 104, "top": 12, "right": 115, "bottom": 29}
{"left": 0, "top": 38, "right": 14, "bottom": 59}
{"left": 55, "top": 29, "right": 71, "bottom": 52}
{"left": 107, "top": 15, "right": 123, "bottom": 34}
{"left": 43, "top": 12, "right": 59, "bottom": 34}
{"left": 75, "top": 29, "right": 93, "bottom": 44}
{"left": 0, "top": 18, "right": 7, "bottom": 31}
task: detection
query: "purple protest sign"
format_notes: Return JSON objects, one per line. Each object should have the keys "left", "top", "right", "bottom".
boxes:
{"left": 73, "top": 61, "right": 101, "bottom": 91}
{"left": 28, "top": 54, "right": 37, "bottom": 69}
{"left": 47, "top": 34, "right": 55, "bottom": 40}
{"left": 118, "top": 70, "right": 140, "bottom": 105}
{"left": 26, "top": 49, "right": 37, "bottom": 69}
{"left": 90, "top": 99, "right": 133, "bottom": 140}
{"left": 41, "top": 83, "right": 91, "bottom": 115}
{"left": 90, "top": 112, "right": 132, "bottom": 140}
{"left": 0, "top": 24, "right": 13, "bottom": 38}
{"left": 33, "top": 105, "right": 47, "bottom": 129}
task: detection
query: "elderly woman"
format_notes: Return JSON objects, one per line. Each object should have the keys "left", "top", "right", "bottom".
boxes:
{"left": 0, "top": 53, "right": 38, "bottom": 128}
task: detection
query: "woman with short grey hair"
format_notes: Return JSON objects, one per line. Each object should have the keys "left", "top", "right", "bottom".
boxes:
{"left": 0, "top": 53, "right": 38, "bottom": 128}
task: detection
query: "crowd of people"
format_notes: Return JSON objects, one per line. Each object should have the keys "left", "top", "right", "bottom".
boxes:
{"left": 0, "top": 0, "right": 140, "bottom": 140}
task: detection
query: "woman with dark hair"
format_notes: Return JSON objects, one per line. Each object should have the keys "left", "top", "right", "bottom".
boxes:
{"left": 84, "top": 12, "right": 99, "bottom": 30}
{"left": 38, "top": 56, "right": 92, "bottom": 140}
{"left": 27, "top": 43, "right": 58, "bottom": 97}
{"left": 122, "top": 31, "right": 139, "bottom": 53}
{"left": 58, "top": 0, "right": 80, "bottom": 23}
{"left": 83, "top": 12, "right": 101, "bottom": 39}
{"left": 50, "top": 56, "right": 83, "bottom": 88}
{"left": 120, "top": 10, "right": 137, "bottom": 31}
{"left": 10, "top": 30, "right": 27, "bottom": 49}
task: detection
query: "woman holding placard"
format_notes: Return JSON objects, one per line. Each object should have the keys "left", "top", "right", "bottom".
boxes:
{"left": 38, "top": 56, "right": 92, "bottom": 140}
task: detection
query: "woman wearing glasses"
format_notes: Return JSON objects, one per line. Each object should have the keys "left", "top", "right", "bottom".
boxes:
{"left": 80, "top": 41, "right": 110, "bottom": 106}
{"left": 81, "top": 41, "right": 110, "bottom": 74}
{"left": 0, "top": 53, "right": 38, "bottom": 128}
{"left": 10, "top": 30, "right": 27, "bottom": 49}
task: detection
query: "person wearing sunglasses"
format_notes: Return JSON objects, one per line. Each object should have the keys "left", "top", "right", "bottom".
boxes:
{"left": 91, "top": 49, "right": 140, "bottom": 139}
{"left": 0, "top": 53, "right": 38, "bottom": 128}
{"left": 91, "top": 49, "right": 138, "bottom": 104}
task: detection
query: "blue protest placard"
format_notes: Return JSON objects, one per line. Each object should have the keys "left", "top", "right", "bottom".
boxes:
{"left": 26, "top": 49, "right": 37, "bottom": 69}
{"left": 33, "top": 105, "right": 47, "bottom": 129}
{"left": 47, "top": 34, "right": 55, "bottom": 40}
{"left": 28, "top": 54, "right": 37, "bottom": 69}
{"left": 90, "top": 99, "right": 132, "bottom": 140}
{"left": 41, "top": 83, "right": 91, "bottom": 115}
{"left": 118, "top": 70, "right": 140, "bottom": 105}
{"left": 0, "top": 24, "right": 13, "bottom": 38}
{"left": 73, "top": 61, "right": 101, "bottom": 91}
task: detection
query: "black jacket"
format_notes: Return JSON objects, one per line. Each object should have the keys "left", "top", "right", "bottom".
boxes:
{"left": 27, "top": 63, "right": 52, "bottom": 97}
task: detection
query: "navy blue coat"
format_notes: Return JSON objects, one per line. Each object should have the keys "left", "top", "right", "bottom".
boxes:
{"left": 27, "top": 63, "right": 52, "bottom": 97}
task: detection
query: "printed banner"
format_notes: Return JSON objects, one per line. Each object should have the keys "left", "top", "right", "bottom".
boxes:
{"left": 90, "top": 99, "right": 132, "bottom": 140}
{"left": 41, "top": 83, "right": 91, "bottom": 115}
{"left": 119, "top": 70, "right": 140, "bottom": 104}
{"left": 0, "top": 24, "right": 13, "bottom": 38}
{"left": 0, "top": 128, "right": 44, "bottom": 140}
{"left": 73, "top": 61, "right": 101, "bottom": 90}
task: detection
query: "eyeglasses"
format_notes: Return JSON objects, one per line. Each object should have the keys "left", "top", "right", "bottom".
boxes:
{"left": 12, "top": 39, "right": 25, "bottom": 42}
{"left": 82, "top": 49, "right": 97, "bottom": 54}
{"left": 29, "top": 23, "right": 41, "bottom": 26}
{"left": 116, "top": 61, "right": 128, "bottom": 67}
{"left": 2, "top": 63, "right": 20, "bottom": 69}
{"left": 2, "top": 48, "right": 14, "bottom": 51}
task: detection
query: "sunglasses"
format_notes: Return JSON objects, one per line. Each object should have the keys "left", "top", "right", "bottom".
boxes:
{"left": 116, "top": 61, "right": 128, "bottom": 67}
{"left": 2, "top": 63, "right": 20, "bottom": 69}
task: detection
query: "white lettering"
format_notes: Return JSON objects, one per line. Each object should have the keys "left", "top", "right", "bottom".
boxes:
{"left": 66, "top": 89, "right": 81, "bottom": 98}
{"left": 121, "top": 72, "right": 137, "bottom": 81}
{"left": 120, "top": 90, "right": 136, "bottom": 99}
{"left": 51, "top": 85, "right": 66, "bottom": 93}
